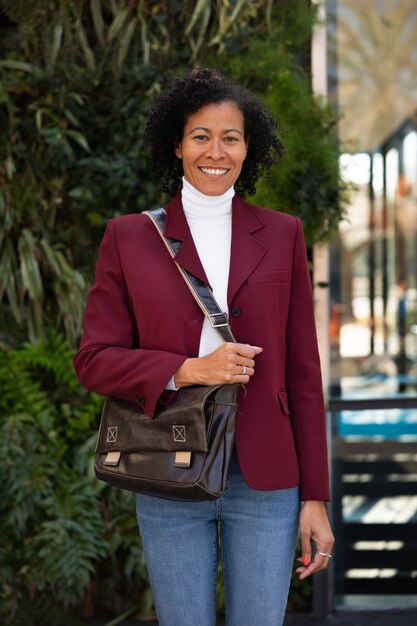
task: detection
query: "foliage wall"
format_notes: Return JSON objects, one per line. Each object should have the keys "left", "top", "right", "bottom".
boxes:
{"left": 0, "top": 0, "right": 280, "bottom": 344}
{"left": 0, "top": 0, "right": 343, "bottom": 622}
{"left": 0, "top": 0, "right": 347, "bottom": 344}
{"left": 0, "top": 336, "right": 153, "bottom": 625}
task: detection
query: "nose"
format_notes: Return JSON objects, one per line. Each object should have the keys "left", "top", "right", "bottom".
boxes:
{"left": 206, "top": 139, "right": 225, "bottom": 160}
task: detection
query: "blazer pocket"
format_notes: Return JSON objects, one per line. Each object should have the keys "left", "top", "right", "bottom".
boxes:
{"left": 248, "top": 270, "right": 289, "bottom": 285}
{"left": 277, "top": 390, "right": 290, "bottom": 414}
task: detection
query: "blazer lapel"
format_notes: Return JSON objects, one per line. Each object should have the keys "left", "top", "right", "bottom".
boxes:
{"left": 163, "top": 192, "right": 209, "bottom": 285}
{"left": 163, "top": 192, "right": 267, "bottom": 299}
{"left": 227, "top": 195, "right": 267, "bottom": 306}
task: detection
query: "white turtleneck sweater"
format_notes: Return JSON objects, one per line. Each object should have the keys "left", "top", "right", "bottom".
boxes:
{"left": 166, "top": 177, "right": 234, "bottom": 389}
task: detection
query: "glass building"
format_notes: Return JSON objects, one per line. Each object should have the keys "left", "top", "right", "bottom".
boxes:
{"left": 328, "top": 0, "right": 417, "bottom": 400}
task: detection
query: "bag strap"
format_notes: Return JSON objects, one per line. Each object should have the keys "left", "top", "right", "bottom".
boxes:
{"left": 144, "top": 208, "right": 236, "bottom": 344}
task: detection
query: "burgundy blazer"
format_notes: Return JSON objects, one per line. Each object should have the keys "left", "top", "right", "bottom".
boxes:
{"left": 74, "top": 193, "right": 330, "bottom": 501}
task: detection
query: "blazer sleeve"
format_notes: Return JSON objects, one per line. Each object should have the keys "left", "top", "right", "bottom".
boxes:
{"left": 285, "top": 218, "right": 330, "bottom": 501}
{"left": 73, "top": 219, "right": 188, "bottom": 418}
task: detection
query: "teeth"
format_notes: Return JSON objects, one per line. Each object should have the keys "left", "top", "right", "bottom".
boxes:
{"left": 200, "top": 168, "right": 228, "bottom": 175}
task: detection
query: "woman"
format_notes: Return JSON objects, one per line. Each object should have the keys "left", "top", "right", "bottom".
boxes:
{"left": 74, "top": 68, "right": 334, "bottom": 626}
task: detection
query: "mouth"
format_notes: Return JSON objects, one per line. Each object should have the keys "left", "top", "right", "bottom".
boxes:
{"left": 199, "top": 167, "right": 230, "bottom": 176}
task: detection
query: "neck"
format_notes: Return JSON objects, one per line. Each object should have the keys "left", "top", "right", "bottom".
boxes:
{"left": 181, "top": 177, "right": 234, "bottom": 219}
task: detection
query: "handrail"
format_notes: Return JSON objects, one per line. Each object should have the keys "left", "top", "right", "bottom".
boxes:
{"left": 328, "top": 396, "right": 417, "bottom": 411}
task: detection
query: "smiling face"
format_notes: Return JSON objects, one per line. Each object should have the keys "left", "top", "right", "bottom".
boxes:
{"left": 174, "top": 101, "right": 248, "bottom": 196}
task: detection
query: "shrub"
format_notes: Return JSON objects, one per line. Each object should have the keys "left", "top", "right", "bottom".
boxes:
{"left": 0, "top": 335, "right": 150, "bottom": 624}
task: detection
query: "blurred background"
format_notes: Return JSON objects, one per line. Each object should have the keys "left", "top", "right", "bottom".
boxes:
{"left": 324, "top": 0, "right": 417, "bottom": 614}
{"left": 0, "top": 1, "right": 416, "bottom": 624}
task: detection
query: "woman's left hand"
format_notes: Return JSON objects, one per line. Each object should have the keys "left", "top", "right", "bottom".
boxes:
{"left": 295, "top": 500, "right": 335, "bottom": 580}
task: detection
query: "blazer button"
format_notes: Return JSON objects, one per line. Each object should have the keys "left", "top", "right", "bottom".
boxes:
{"left": 231, "top": 306, "right": 241, "bottom": 317}
{"left": 137, "top": 396, "right": 145, "bottom": 406}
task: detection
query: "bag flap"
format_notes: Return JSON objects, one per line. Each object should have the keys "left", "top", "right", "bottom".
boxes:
{"left": 96, "top": 384, "right": 237, "bottom": 454}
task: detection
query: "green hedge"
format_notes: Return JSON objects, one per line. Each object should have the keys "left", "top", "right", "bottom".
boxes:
{"left": 0, "top": 336, "right": 152, "bottom": 625}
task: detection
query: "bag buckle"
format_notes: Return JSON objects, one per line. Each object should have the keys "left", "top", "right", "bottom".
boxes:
{"left": 209, "top": 312, "right": 229, "bottom": 328}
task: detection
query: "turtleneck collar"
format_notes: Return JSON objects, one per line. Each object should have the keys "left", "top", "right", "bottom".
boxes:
{"left": 181, "top": 176, "right": 234, "bottom": 220}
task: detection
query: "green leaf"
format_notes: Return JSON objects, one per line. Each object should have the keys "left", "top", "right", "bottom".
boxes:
{"left": 0, "top": 59, "right": 35, "bottom": 72}
{"left": 67, "top": 92, "right": 86, "bottom": 106}
{"left": 49, "top": 22, "right": 63, "bottom": 68}
{"left": 39, "top": 239, "right": 62, "bottom": 277}
{"left": 5, "top": 273, "right": 22, "bottom": 325}
{"left": 19, "top": 231, "right": 43, "bottom": 299}
{"left": 4, "top": 156, "right": 16, "bottom": 179}
{"left": 63, "top": 108, "right": 81, "bottom": 128}
{"left": 35, "top": 108, "right": 44, "bottom": 131}
{"left": 20, "top": 253, "right": 43, "bottom": 301}
{"left": 0, "top": 242, "right": 12, "bottom": 297}
{"left": 116, "top": 16, "right": 138, "bottom": 70}
{"left": 230, "top": 0, "right": 247, "bottom": 24}
{"left": 90, "top": 0, "right": 106, "bottom": 48}
{"left": 75, "top": 20, "right": 96, "bottom": 72}
{"left": 65, "top": 130, "right": 91, "bottom": 153}
{"left": 185, "top": 0, "right": 209, "bottom": 37}
{"left": 108, "top": 8, "right": 130, "bottom": 41}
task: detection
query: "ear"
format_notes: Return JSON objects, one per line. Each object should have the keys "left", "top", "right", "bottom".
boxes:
{"left": 174, "top": 142, "right": 182, "bottom": 159}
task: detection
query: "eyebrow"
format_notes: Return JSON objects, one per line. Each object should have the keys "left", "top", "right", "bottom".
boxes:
{"left": 188, "top": 126, "right": 244, "bottom": 138}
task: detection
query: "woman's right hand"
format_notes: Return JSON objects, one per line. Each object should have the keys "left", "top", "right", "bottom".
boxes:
{"left": 173, "top": 343, "right": 263, "bottom": 387}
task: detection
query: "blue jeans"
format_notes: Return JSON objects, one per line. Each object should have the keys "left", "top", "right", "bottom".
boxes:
{"left": 135, "top": 451, "right": 300, "bottom": 626}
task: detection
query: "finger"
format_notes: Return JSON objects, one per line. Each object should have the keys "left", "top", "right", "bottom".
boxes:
{"left": 300, "top": 534, "right": 312, "bottom": 567}
{"left": 297, "top": 553, "right": 328, "bottom": 579}
{"left": 296, "top": 560, "right": 316, "bottom": 576}
{"left": 298, "top": 549, "right": 331, "bottom": 579}
{"left": 237, "top": 358, "right": 255, "bottom": 369}
{"left": 235, "top": 365, "right": 254, "bottom": 378}
{"left": 235, "top": 343, "right": 263, "bottom": 358}
{"left": 296, "top": 558, "right": 318, "bottom": 580}
{"left": 314, "top": 547, "right": 333, "bottom": 569}
{"left": 295, "top": 554, "right": 311, "bottom": 568}
{"left": 296, "top": 539, "right": 332, "bottom": 579}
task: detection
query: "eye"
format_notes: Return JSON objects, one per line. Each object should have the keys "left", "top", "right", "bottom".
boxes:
{"left": 224, "top": 136, "right": 239, "bottom": 142}
{"left": 193, "top": 135, "right": 209, "bottom": 141}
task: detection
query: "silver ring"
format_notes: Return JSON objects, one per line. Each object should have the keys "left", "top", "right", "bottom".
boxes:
{"left": 317, "top": 551, "right": 332, "bottom": 558}
{"left": 242, "top": 365, "right": 248, "bottom": 375}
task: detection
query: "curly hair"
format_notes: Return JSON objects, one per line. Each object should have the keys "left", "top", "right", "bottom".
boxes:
{"left": 142, "top": 68, "right": 284, "bottom": 196}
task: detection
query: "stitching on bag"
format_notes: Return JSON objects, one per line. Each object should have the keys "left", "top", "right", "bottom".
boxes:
{"left": 173, "top": 425, "right": 186, "bottom": 442}
{"left": 106, "top": 426, "right": 118, "bottom": 443}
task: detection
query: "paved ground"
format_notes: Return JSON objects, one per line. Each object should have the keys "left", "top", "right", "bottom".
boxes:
{"left": 88, "top": 608, "right": 417, "bottom": 626}
{"left": 283, "top": 608, "right": 417, "bottom": 625}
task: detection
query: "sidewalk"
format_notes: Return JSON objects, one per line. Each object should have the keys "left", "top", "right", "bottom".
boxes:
{"left": 93, "top": 607, "right": 417, "bottom": 626}
{"left": 283, "top": 608, "right": 417, "bottom": 625}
